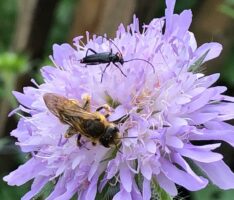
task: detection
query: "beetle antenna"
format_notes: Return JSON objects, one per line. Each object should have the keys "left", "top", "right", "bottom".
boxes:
{"left": 99, "top": 35, "right": 123, "bottom": 55}
{"left": 124, "top": 58, "right": 155, "bottom": 73}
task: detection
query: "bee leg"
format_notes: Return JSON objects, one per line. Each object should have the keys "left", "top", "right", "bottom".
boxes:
{"left": 77, "top": 134, "right": 82, "bottom": 147}
{"left": 92, "top": 142, "right": 97, "bottom": 146}
{"left": 111, "top": 114, "right": 129, "bottom": 124}
{"left": 64, "top": 127, "right": 77, "bottom": 138}
{"left": 96, "top": 104, "right": 111, "bottom": 118}
{"left": 96, "top": 104, "right": 111, "bottom": 112}
{"left": 81, "top": 93, "right": 91, "bottom": 111}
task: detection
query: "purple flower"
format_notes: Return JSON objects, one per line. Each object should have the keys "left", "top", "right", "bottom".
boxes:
{"left": 4, "top": 0, "right": 234, "bottom": 199}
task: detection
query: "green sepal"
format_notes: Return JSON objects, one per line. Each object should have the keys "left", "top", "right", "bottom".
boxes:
{"left": 188, "top": 50, "right": 210, "bottom": 73}
{"left": 151, "top": 178, "right": 173, "bottom": 200}
{"left": 32, "top": 181, "right": 55, "bottom": 200}
{"left": 95, "top": 176, "right": 120, "bottom": 200}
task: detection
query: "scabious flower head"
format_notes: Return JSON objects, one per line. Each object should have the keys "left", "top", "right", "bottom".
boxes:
{"left": 4, "top": 0, "right": 234, "bottom": 199}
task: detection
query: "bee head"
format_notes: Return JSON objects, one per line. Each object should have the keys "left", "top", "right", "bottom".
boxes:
{"left": 99, "top": 124, "right": 120, "bottom": 148}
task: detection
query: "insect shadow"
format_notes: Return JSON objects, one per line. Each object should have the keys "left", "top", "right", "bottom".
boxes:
{"left": 79, "top": 36, "right": 156, "bottom": 82}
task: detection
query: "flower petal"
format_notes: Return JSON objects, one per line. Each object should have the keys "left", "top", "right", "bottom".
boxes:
{"left": 85, "top": 175, "right": 98, "bottom": 200}
{"left": 176, "top": 145, "right": 223, "bottom": 163}
{"left": 166, "top": 135, "right": 184, "bottom": 148}
{"left": 187, "top": 112, "right": 218, "bottom": 125}
{"left": 156, "top": 173, "right": 177, "bottom": 196}
{"left": 165, "top": 0, "right": 176, "bottom": 37}
{"left": 141, "top": 162, "right": 152, "bottom": 180}
{"left": 22, "top": 176, "right": 49, "bottom": 200}
{"left": 143, "top": 178, "right": 151, "bottom": 200}
{"left": 132, "top": 181, "right": 143, "bottom": 200}
{"left": 113, "top": 188, "right": 132, "bottom": 200}
{"left": 160, "top": 158, "right": 208, "bottom": 191}
{"left": 195, "top": 160, "right": 234, "bottom": 189}
{"left": 3, "top": 158, "right": 45, "bottom": 186}
{"left": 177, "top": 10, "right": 192, "bottom": 38}
{"left": 194, "top": 42, "right": 222, "bottom": 63}
{"left": 120, "top": 164, "right": 132, "bottom": 193}
{"left": 12, "top": 91, "right": 34, "bottom": 108}
{"left": 190, "top": 128, "right": 234, "bottom": 147}
{"left": 108, "top": 105, "right": 128, "bottom": 121}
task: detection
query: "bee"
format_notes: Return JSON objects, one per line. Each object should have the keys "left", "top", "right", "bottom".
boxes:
{"left": 43, "top": 93, "right": 121, "bottom": 148}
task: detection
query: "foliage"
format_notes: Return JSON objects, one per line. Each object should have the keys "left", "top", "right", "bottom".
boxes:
{"left": 0, "top": 179, "right": 30, "bottom": 200}
{"left": 219, "top": 0, "right": 234, "bottom": 19}
{"left": 221, "top": 54, "right": 234, "bottom": 87}
{"left": 0, "top": 0, "right": 17, "bottom": 51}
{"left": 0, "top": 52, "right": 28, "bottom": 73}
{"left": 0, "top": 52, "right": 28, "bottom": 106}
{"left": 174, "top": 0, "right": 197, "bottom": 12}
{"left": 192, "top": 184, "right": 234, "bottom": 200}
{"left": 45, "top": 0, "right": 77, "bottom": 55}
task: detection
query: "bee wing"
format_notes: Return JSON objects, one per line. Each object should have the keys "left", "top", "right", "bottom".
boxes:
{"left": 43, "top": 93, "right": 98, "bottom": 120}
{"left": 60, "top": 106, "right": 98, "bottom": 120}
{"left": 43, "top": 93, "right": 69, "bottom": 117}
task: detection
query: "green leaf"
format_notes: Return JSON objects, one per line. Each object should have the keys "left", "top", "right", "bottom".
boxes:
{"left": 192, "top": 184, "right": 234, "bottom": 200}
{"left": 0, "top": 138, "right": 9, "bottom": 150}
{"left": 0, "top": 178, "right": 30, "bottom": 200}
{"left": 221, "top": 57, "right": 234, "bottom": 86}
{"left": 188, "top": 50, "right": 210, "bottom": 73}
{"left": 0, "top": 0, "right": 17, "bottom": 50}
{"left": 219, "top": 1, "right": 234, "bottom": 19}
{"left": 0, "top": 52, "right": 29, "bottom": 106}
{"left": 0, "top": 52, "right": 28, "bottom": 74}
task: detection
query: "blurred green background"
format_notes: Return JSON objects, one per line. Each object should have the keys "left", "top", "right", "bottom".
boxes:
{"left": 0, "top": 0, "right": 234, "bottom": 199}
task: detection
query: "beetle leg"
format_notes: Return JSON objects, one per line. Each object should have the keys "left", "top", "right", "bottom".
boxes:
{"left": 101, "top": 63, "right": 110, "bottom": 82}
{"left": 113, "top": 63, "right": 127, "bottom": 77}
{"left": 86, "top": 48, "right": 98, "bottom": 56}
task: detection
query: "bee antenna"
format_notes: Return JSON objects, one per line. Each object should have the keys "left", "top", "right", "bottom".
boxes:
{"left": 124, "top": 58, "right": 155, "bottom": 73}
{"left": 116, "top": 136, "right": 138, "bottom": 139}
{"left": 115, "top": 145, "right": 122, "bottom": 154}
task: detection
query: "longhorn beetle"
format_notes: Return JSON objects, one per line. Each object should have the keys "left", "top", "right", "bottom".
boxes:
{"left": 80, "top": 36, "right": 155, "bottom": 82}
